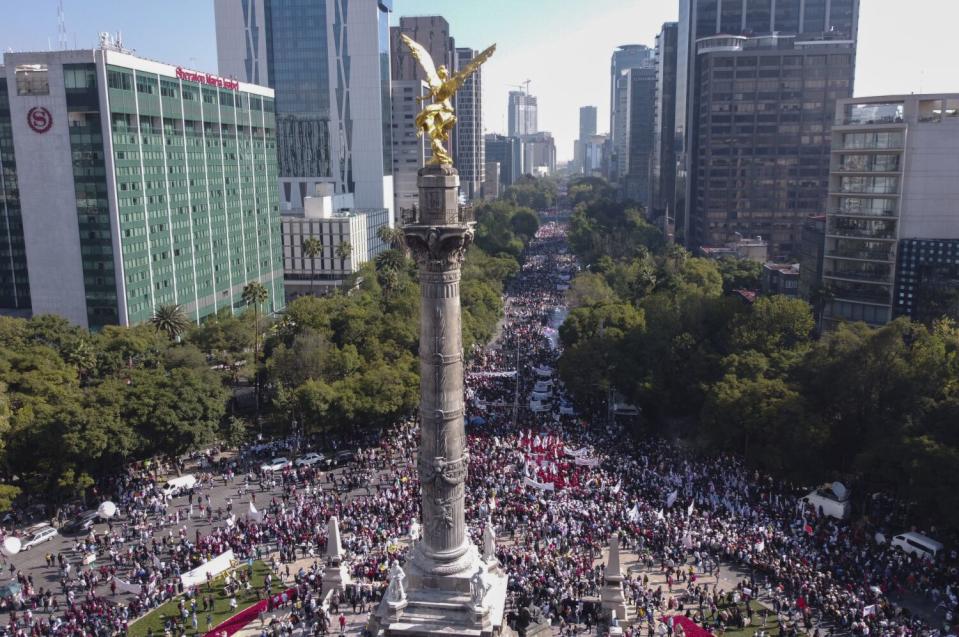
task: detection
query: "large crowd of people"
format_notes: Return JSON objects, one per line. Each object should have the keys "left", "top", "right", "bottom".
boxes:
{"left": 0, "top": 221, "right": 956, "bottom": 637}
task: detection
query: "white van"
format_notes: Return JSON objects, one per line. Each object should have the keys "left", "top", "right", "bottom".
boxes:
{"left": 891, "top": 532, "right": 943, "bottom": 560}
{"left": 160, "top": 474, "right": 197, "bottom": 497}
{"left": 800, "top": 483, "right": 851, "bottom": 520}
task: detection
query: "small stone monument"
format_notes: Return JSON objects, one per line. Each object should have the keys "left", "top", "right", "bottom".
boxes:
{"left": 322, "top": 516, "right": 350, "bottom": 594}
{"left": 600, "top": 533, "right": 629, "bottom": 622}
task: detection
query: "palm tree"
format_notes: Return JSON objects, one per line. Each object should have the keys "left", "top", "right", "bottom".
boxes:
{"left": 302, "top": 237, "right": 323, "bottom": 297}
{"left": 150, "top": 303, "right": 191, "bottom": 341}
{"left": 376, "top": 226, "right": 405, "bottom": 251}
{"left": 242, "top": 281, "right": 269, "bottom": 426}
{"left": 335, "top": 241, "right": 353, "bottom": 271}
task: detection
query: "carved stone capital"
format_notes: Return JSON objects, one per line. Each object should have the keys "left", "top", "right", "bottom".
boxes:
{"left": 404, "top": 224, "right": 474, "bottom": 272}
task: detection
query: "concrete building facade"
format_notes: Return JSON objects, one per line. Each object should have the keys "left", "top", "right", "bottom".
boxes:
{"left": 822, "top": 94, "right": 959, "bottom": 328}
{"left": 522, "top": 132, "right": 556, "bottom": 176}
{"left": 282, "top": 191, "right": 388, "bottom": 298}
{"left": 1, "top": 46, "right": 282, "bottom": 329}
{"left": 690, "top": 35, "right": 855, "bottom": 256}
{"left": 670, "top": 0, "right": 860, "bottom": 247}
{"left": 215, "top": 0, "right": 394, "bottom": 217}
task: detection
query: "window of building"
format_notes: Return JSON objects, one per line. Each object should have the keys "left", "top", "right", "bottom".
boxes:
{"left": 15, "top": 64, "right": 49, "bottom": 95}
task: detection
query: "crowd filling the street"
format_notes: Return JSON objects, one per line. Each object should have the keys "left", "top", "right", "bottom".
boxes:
{"left": 0, "top": 222, "right": 956, "bottom": 637}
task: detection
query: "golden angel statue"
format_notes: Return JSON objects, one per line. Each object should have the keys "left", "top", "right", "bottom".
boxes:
{"left": 400, "top": 34, "right": 496, "bottom": 165}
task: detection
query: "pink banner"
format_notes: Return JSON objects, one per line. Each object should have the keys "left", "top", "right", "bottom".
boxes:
{"left": 204, "top": 588, "right": 297, "bottom": 637}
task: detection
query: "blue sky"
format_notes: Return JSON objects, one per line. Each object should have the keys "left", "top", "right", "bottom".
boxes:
{"left": 2, "top": 1, "right": 956, "bottom": 162}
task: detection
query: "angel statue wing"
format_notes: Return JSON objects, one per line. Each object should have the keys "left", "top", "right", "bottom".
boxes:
{"left": 400, "top": 34, "right": 441, "bottom": 92}
{"left": 450, "top": 44, "right": 497, "bottom": 91}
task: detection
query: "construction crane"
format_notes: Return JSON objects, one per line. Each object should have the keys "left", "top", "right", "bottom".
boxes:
{"left": 505, "top": 79, "right": 532, "bottom": 95}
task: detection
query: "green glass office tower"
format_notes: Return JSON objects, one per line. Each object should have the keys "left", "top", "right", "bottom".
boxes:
{"left": 2, "top": 47, "right": 283, "bottom": 329}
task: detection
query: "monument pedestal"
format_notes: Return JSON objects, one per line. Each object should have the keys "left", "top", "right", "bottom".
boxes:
{"left": 370, "top": 164, "right": 509, "bottom": 637}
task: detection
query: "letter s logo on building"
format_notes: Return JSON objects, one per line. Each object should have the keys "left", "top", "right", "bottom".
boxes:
{"left": 27, "top": 107, "right": 53, "bottom": 134}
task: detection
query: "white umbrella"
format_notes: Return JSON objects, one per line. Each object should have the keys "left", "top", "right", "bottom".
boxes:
{"left": 1, "top": 536, "right": 21, "bottom": 556}
{"left": 97, "top": 501, "right": 117, "bottom": 519}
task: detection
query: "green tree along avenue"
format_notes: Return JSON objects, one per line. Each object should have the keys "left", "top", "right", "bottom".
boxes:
{"left": 558, "top": 176, "right": 959, "bottom": 529}
{"left": 0, "top": 177, "right": 552, "bottom": 509}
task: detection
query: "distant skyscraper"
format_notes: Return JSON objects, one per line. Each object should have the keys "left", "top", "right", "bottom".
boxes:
{"left": 485, "top": 134, "right": 522, "bottom": 186}
{"left": 391, "top": 80, "right": 429, "bottom": 216}
{"left": 650, "top": 22, "right": 678, "bottom": 221}
{"left": 609, "top": 45, "right": 654, "bottom": 183}
{"left": 574, "top": 105, "right": 598, "bottom": 173}
{"left": 580, "top": 105, "right": 597, "bottom": 140}
{"left": 671, "top": 0, "right": 860, "bottom": 247}
{"left": 214, "top": 0, "right": 394, "bottom": 217}
{"left": 624, "top": 66, "right": 657, "bottom": 206}
{"left": 454, "top": 47, "right": 484, "bottom": 201}
{"left": 390, "top": 17, "right": 455, "bottom": 213}
{"left": 690, "top": 35, "right": 855, "bottom": 255}
{"left": 508, "top": 90, "right": 537, "bottom": 138}
{"left": 522, "top": 132, "right": 556, "bottom": 176}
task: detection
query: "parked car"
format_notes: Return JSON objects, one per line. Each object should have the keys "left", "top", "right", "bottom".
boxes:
{"left": 22, "top": 526, "right": 58, "bottom": 550}
{"left": 329, "top": 451, "right": 355, "bottom": 467}
{"left": 61, "top": 511, "right": 99, "bottom": 535}
{"left": 260, "top": 457, "right": 291, "bottom": 472}
{"left": 295, "top": 453, "right": 325, "bottom": 467}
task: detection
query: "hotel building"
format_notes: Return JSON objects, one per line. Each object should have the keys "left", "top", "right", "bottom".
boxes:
{"left": 0, "top": 44, "right": 283, "bottom": 329}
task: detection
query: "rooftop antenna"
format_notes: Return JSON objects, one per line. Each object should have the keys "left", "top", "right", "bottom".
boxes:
{"left": 57, "top": 0, "right": 67, "bottom": 50}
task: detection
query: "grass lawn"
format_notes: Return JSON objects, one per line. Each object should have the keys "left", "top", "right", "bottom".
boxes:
{"left": 128, "top": 560, "right": 273, "bottom": 637}
{"left": 698, "top": 600, "right": 783, "bottom": 637}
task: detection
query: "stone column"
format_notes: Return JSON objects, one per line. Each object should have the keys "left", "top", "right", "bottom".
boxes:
{"left": 404, "top": 164, "right": 475, "bottom": 580}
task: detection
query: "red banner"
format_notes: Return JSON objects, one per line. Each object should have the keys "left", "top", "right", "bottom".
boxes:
{"left": 204, "top": 588, "right": 297, "bottom": 637}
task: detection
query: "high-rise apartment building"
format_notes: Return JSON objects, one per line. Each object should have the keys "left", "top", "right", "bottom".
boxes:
{"left": 0, "top": 46, "right": 283, "bottom": 329}
{"left": 690, "top": 35, "right": 855, "bottom": 255}
{"left": 670, "top": 0, "right": 860, "bottom": 247}
{"left": 214, "top": 0, "right": 394, "bottom": 217}
{"left": 651, "top": 22, "right": 678, "bottom": 221}
{"left": 822, "top": 94, "right": 959, "bottom": 328}
{"left": 624, "top": 66, "right": 657, "bottom": 206}
{"left": 508, "top": 90, "right": 537, "bottom": 138}
{"left": 485, "top": 133, "right": 522, "bottom": 187}
{"left": 454, "top": 47, "right": 484, "bottom": 201}
{"left": 609, "top": 45, "right": 654, "bottom": 183}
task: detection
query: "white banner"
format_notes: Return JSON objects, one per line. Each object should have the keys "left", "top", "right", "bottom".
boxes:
{"left": 180, "top": 550, "right": 235, "bottom": 588}
{"left": 574, "top": 457, "right": 599, "bottom": 468}
{"left": 113, "top": 577, "right": 145, "bottom": 595}
{"left": 468, "top": 371, "right": 517, "bottom": 378}
{"left": 666, "top": 490, "right": 678, "bottom": 508}
{"left": 248, "top": 502, "right": 262, "bottom": 522}
{"left": 524, "top": 477, "right": 555, "bottom": 492}
{"left": 564, "top": 447, "right": 588, "bottom": 458}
